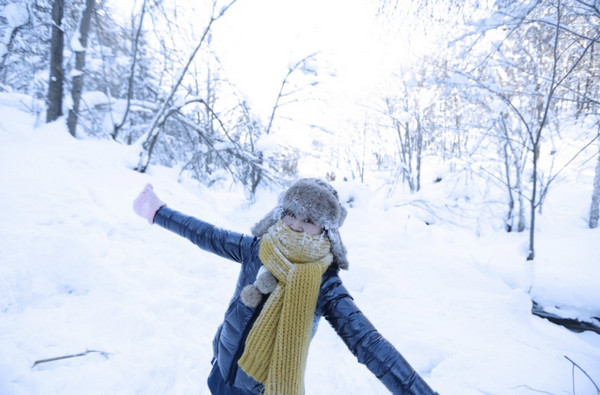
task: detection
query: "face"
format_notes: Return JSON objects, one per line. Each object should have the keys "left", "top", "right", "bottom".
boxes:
{"left": 282, "top": 211, "right": 323, "bottom": 235}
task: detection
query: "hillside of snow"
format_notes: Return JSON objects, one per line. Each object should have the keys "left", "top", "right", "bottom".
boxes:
{"left": 1, "top": 98, "right": 599, "bottom": 394}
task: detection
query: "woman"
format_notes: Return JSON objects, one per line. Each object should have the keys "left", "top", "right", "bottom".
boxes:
{"left": 133, "top": 178, "right": 437, "bottom": 394}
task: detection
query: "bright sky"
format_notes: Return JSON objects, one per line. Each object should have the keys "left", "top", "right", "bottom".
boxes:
{"left": 106, "top": 0, "right": 438, "bottom": 119}
{"left": 210, "top": 0, "right": 411, "bottom": 116}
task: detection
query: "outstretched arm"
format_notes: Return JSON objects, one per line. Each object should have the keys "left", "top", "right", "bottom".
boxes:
{"left": 154, "top": 206, "right": 256, "bottom": 263}
{"left": 322, "top": 277, "right": 437, "bottom": 395}
{"left": 132, "top": 184, "right": 257, "bottom": 263}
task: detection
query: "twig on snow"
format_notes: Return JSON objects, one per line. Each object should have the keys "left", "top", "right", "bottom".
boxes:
{"left": 32, "top": 349, "right": 111, "bottom": 368}
{"left": 564, "top": 355, "right": 600, "bottom": 394}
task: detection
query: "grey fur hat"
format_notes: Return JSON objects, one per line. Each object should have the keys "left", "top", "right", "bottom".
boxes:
{"left": 251, "top": 178, "right": 349, "bottom": 270}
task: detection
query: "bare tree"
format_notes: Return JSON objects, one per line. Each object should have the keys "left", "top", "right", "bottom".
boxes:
{"left": 112, "top": 0, "right": 147, "bottom": 140}
{"left": 264, "top": 52, "right": 320, "bottom": 135}
{"left": 135, "top": 0, "right": 238, "bottom": 173}
{"left": 0, "top": 3, "right": 29, "bottom": 72}
{"left": 374, "top": 69, "right": 437, "bottom": 194}
{"left": 520, "top": 0, "right": 596, "bottom": 259}
{"left": 385, "top": 96, "right": 424, "bottom": 193}
{"left": 66, "top": 0, "right": 95, "bottom": 137}
{"left": 499, "top": 114, "right": 527, "bottom": 232}
{"left": 453, "top": 0, "right": 598, "bottom": 259}
{"left": 590, "top": 127, "right": 600, "bottom": 228}
{"left": 46, "top": 0, "right": 64, "bottom": 122}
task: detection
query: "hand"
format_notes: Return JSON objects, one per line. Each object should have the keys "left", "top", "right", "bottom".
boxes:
{"left": 133, "top": 184, "right": 166, "bottom": 224}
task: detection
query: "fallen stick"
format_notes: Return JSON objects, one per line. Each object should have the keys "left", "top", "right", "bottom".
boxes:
{"left": 32, "top": 349, "right": 111, "bottom": 368}
{"left": 564, "top": 355, "right": 600, "bottom": 394}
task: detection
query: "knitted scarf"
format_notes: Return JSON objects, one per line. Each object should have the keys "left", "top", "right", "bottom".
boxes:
{"left": 238, "top": 221, "right": 333, "bottom": 395}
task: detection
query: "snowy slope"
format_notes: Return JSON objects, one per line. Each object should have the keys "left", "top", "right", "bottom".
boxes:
{"left": 1, "top": 100, "right": 599, "bottom": 394}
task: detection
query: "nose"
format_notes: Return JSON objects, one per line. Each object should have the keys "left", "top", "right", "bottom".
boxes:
{"left": 288, "top": 217, "right": 303, "bottom": 232}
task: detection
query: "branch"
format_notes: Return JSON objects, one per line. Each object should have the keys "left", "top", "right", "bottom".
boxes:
{"left": 573, "top": 0, "right": 600, "bottom": 17}
{"left": 453, "top": 71, "right": 533, "bottom": 140}
{"left": 173, "top": 113, "right": 245, "bottom": 184}
{"left": 529, "top": 17, "right": 600, "bottom": 43}
{"left": 32, "top": 349, "right": 111, "bottom": 368}
{"left": 553, "top": 32, "right": 600, "bottom": 89}
{"left": 114, "top": 0, "right": 147, "bottom": 135}
{"left": 463, "top": 1, "right": 541, "bottom": 73}
{"left": 265, "top": 52, "right": 319, "bottom": 135}
{"left": 172, "top": 98, "right": 254, "bottom": 163}
{"left": 531, "top": 0, "right": 562, "bottom": 148}
{"left": 135, "top": 0, "right": 239, "bottom": 172}
{"left": 564, "top": 355, "right": 600, "bottom": 394}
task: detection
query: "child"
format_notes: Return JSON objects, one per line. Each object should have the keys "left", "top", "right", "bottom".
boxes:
{"left": 133, "top": 178, "right": 437, "bottom": 395}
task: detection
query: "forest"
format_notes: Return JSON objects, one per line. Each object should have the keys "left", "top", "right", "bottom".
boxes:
{"left": 1, "top": 0, "right": 599, "bottom": 261}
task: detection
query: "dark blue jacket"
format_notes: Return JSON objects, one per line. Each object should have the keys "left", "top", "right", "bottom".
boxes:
{"left": 155, "top": 206, "right": 437, "bottom": 395}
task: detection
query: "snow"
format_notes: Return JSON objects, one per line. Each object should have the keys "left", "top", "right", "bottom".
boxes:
{"left": 3, "top": 3, "right": 28, "bottom": 28}
{"left": 81, "top": 91, "right": 111, "bottom": 107}
{"left": 1, "top": 98, "right": 599, "bottom": 394}
{"left": 70, "top": 32, "right": 85, "bottom": 52}
{"left": 254, "top": 133, "right": 279, "bottom": 152}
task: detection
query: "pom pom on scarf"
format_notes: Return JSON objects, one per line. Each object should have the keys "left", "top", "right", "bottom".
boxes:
{"left": 241, "top": 266, "right": 277, "bottom": 307}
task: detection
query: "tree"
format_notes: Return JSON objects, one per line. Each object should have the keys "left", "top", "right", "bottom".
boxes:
{"left": 498, "top": 113, "right": 527, "bottom": 232}
{"left": 590, "top": 128, "right": 600, "bottom": 229}
{"left": 67, "top": 0, "right": 95, "bottom": 137}
{"left": 111, "top": 0, "right": 147, "bottom": 141}
{"left": 135, "top": 0, "right": 238, "bottom": 173}
{"left": 382, "top": 80, "right": 426, "bottom": 194}
{"left": 46, "top": 0, "right": 64, "bottom": 122}
{"left": 451, "top": 0, "right": 598, "bottom": 259}
{"left": 0, "top": 3, "right": 29, "bottom": 73}
{"left": 264, "top": 52, "right": 320, "bottom": 136}
{"left": 502, "top": 0, "right": 597, "bottom": 259}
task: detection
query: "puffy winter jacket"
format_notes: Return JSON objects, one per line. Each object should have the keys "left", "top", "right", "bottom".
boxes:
{"left": 154, "top": 206, "right": 437, "bottom": 395}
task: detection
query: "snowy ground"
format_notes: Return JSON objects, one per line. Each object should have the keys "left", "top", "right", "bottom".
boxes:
{"left": 1, "top": 98, "right": 599, "bottom": 394}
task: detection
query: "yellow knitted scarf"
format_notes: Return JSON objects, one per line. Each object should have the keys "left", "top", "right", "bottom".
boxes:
{"left": 238, "top": 221, "right": 332, "bottom": 395}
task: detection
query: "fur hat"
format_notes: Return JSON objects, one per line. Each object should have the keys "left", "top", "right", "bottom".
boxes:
{"left": 251, "top": 178, "right": 349, "bottom": 270}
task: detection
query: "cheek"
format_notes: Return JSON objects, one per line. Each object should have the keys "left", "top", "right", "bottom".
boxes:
{"left": 304, "top": 223, "right": 323, "bottom": 235}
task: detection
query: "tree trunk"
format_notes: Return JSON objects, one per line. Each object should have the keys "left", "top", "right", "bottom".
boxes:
{"left": 46, "top": 0, "right": 64, "bottom": 123}
{"left": 499, "top": 115, "right": 527, "bottom": 232}
{"left": 502, "top": 140, "right": 515, "bottom": 232}
{"left": 589, "top": 132, "right": 600, "bottom": 229}
{"left": 415, "top": 117, "right": 423, "bottom": 192}
{"left": 517, "top": 168, "right": 526, "bottom": 232}
{"left": 113, "top": 0, "right": 147, "bottom": 140}
{"left": 527, "top": 139, "right": 540, "bottom": 261}
{"left": 67, "top": 0, "right": 95, "bottom": 137}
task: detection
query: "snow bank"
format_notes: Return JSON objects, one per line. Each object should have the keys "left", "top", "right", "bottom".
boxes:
{"left": 1, "top": 103, "right": 599, "bottom": 394}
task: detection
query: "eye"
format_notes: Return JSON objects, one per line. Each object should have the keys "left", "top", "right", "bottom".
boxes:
{"left": 304, "top": 218, "right": 314, "bottom": 224}
{"left": 284, "top": 210, "right": 296, "bottom": 219}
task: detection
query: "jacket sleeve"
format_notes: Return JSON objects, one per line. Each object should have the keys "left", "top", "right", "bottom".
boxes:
{"left": 153, "top": 206, "right": 257, "bottom": 264}
{"left": 321, "top": 276, "right": 437, "bottom": 395}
